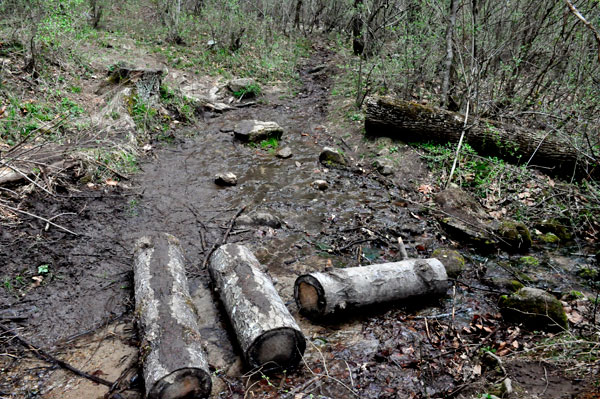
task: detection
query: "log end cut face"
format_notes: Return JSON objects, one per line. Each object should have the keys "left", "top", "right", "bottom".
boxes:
{"left": 294, "top": 275, "right": 328, "bottom": 318}
{"left": 247, "top": 327, "right": 306, "bottom": 370}
{"left": 148, "top": 367, "right": 212, "bottom": 399}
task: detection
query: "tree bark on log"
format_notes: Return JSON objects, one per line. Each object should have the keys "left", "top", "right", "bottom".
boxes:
{"left": 365, "top": 96, "right": 593, "bottom": 178}
{"left": 209, "top": 244, "right": 306, "bottom": 370}
{"left": 134, "top": 233, "right": 211, "bottom": 399}
{"left": 294, "top": 259, "right": 449, "bottom": 318}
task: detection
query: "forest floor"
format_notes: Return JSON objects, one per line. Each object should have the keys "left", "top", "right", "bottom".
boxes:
{"left": 0, "top": 35, "right": 599, "bottom": 399}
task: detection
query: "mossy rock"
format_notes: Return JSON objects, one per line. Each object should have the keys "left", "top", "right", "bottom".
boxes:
{"left": 540, "top": 232, "right": 560, "bottom": 244}
{"left": 319, "top": 147, "right": 347, "bottom": 166}
{"left": 497, "top": 221, "right": 531, "bottom": 252}
{"left": 499, "top": 287, "right": 568, "bottom": 331}
{"left": 536, "top": 219, "right": 572, "bottom": 241}
{"left": 576, "top": 265, "right": 599, "bottom": 281}
{"left": 432, "top": 248, "right": 465, "bottom": 278}
{"left": 518, "top": 256, "right": 539, "bottom": 267}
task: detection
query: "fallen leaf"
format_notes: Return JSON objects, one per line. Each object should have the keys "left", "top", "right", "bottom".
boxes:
{"left": 418, "top": 184, "right": 434, "bottom": 194}
{"left": 105, "top": 179, "right": 118, "bottom": 186}
{"left": 473, "top": 364, "right": 482, "bottom": 376}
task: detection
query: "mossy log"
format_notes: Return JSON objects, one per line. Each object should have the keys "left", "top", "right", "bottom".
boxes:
{"left": 365, "top": 96, "right": 591, "bottom": 177}
{"left": 294, "top": 259, "right": 449, "bottom": 318}
{"left": 134, "top": 233, "right": 211, "bottom": 399}
{"left": 209, "top": 244, "right": 306, "bottom": 370}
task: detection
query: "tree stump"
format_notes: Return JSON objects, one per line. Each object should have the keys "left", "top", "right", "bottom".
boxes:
{"left": 134, "top": 233, "right": 211, "bottom": 399}
{"left": 209, "top": 244, "right": 306, "bottom": 370}
{"left": 294, "top": 259, "right": 449, "bottom": 318}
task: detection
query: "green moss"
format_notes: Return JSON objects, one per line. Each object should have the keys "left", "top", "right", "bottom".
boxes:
{"left": 509, "top": 280, "right": 524, "bottom": 292}
{"left": 540, "top": 232, "right": 560, "bottom": 244}
{"left": 518, "top": 256, "right": 539, "bottom": 267}
{"left": 537, "top": 219, "right": 572, "bottom": 241}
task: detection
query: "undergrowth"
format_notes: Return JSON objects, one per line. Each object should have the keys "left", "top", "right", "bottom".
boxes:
{"left": 417, "top": 142, "right": 600, "bottom": 241}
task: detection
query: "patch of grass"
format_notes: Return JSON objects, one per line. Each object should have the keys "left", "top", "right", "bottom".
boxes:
{"left": 233, "top": 82, "right": 261, "bottom": 98}
{"left": 260, "top": 137, "right": 279, "bottom": 152}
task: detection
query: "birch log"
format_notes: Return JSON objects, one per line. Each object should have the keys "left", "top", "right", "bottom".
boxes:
{"left": 134, "top": 233, "right": 211, "bottom": 399}
{"left": 294, "top": 259, "right": 449, "bottom": 318}
{"left": 209, "top": 244, "right": 306, "bottom": 370}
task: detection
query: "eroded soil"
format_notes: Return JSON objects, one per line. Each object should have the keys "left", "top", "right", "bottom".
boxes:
{"left": 1, "top": 45, "right": 599, "bottom": 399}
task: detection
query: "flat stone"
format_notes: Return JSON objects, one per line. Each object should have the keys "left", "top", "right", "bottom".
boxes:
{"left": 215, "top": 172, "right": 237, "bottom": 186}
{"left": 276, "top": 146, "right": 292, "bottom": 159}
{"left": 236, "top": 212, "right": 281, "bottom": 228}
{"left": 319, "top": 147, "right": 347, "bottom": 166}
{"left": 312, "top": 180, "right": 329, "bottom": 190}
{"left": 234, "top": 120, "right": 283, "bottom": 143}
{"left": 228, "top": 78, "right": 258, "bottom": 94}
{"left": 373, "top": 157, "right": 394, "bottom": 176}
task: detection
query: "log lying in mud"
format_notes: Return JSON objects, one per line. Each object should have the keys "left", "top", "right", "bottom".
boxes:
{"left": 294, "top": 259, "right": 449, "bottom": 318}
{"left": 364, "top": 96, "right": 591, "bottom": 177}
{"left": 209, "top": 244, "right": 306, "bottom": 370}
{"left": 134, "top": 233, "right": 211, "bottom": 399}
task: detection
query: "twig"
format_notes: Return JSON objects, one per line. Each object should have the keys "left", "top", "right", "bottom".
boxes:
{"left": 338, "top": 237, "right": 378, "bottom": 252}
{"left": 0, "top": 323, "right": 114, "bottom": 387}
{"left": 0, "top": 202, "right": 79, "bottom": 236}
{"left": 201, "top": 205, "right": 246, "bottom": 269}
{"left": 0, "top": 161, "right": 55, "bottom": 196}
{"left": 446, "top": 100, "right": 470, "bottom": 188}
{"left": 397, "top": 236, "right": 408, "bottom": 260}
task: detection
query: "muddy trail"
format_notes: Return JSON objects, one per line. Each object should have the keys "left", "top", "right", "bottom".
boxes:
{"left": 1, "top": 46, "right": 599, "bottom": 399}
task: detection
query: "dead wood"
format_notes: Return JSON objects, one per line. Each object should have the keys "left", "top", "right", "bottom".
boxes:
{"left": 294, "top": 258, "right": 449, "bottom": 318}
{"left": 133, "top": 233, "right": 211, "bottom": 399}
{"left": 365, "top": 96, "right": 595, "bottom": 178}
{"left": 209, "top": 244, "right": 306, "bottom": 370}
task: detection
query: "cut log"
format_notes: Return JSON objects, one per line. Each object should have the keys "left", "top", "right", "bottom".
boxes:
{"left": 134, "top": 233, "right": 211, "bottom": 399}
{"left": 294, "top": 259, "right": 449, "bottom": 318}
{"left": 209, "top": 244, "right": 306, "bottom": 370}
{"left": 365, "top": 96, "right": 594, "bottom": 178}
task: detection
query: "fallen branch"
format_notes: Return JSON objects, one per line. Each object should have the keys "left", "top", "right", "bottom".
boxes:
{"left": 0, "top": 323, "right": 114, "bottom": 387}
{"left": 201, "top": 205, "right": 246, "bottom": 269}
{"left": 0, "top": 201, "right": 79, "bottom": 236}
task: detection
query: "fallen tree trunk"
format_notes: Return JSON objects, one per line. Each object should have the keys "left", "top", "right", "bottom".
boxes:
{"left": 134, "top": 233, "right": 211, "bottom": 399}
{"left": 294, "top": 259, "right": 449, "bottom": 318}
{"left": 365, "top": 96, "right": 594, "bottom": 178}
{"left": 209, "top": 244, "right": 306, "bottom": 370}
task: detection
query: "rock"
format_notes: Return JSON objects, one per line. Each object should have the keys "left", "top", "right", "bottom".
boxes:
{"left": 373, "top": 157, "right": 394, "bottom": 176}
{"left": 434, "top": 186, "right": 531, "bottom": 252}
{"left": 236, "top": 212, "right": 281, "bottom": 229}
{"left": 432, "top": 248, "right": 465, "bottom": 278}
{"left": 234, "top": 120, "right": 283, "bottom": 143}
{"left": 497, "top": 221, "right": 532, "bottom": 252}
{"left": 535, "top": 219, "right": 572, "bottom": 241}
{"left": 215, "top": 172, "right": 237, "bottom": 186}
{"left": 312, "top": 180, "right": 329, "bottom": 190}
{"left": 499, "top": 287, "right": 568, "bottom": 331}
{"left": 319, "top": 147, "right": 347, "bottom": 166}
{"left": 276, "top": 146, "right": 292, "bottom": 159}
{"left": 228, "top": 78, "right": 258, "bottom": 95}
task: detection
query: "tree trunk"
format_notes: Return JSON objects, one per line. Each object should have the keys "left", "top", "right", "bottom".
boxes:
{"left": 365, "top": 96, "right": 594, "bottom": 178}
{"left": 134, "top": 233, "right": 211, "bottom": 399}
{"left": 209, "top": 244, "right": 306, "bottom": 370}
{"left": 441, "top": 0, "right": 459, "bottom": 109}
{"left": 294, "top": 258, "right": 448, "bottom": 318}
